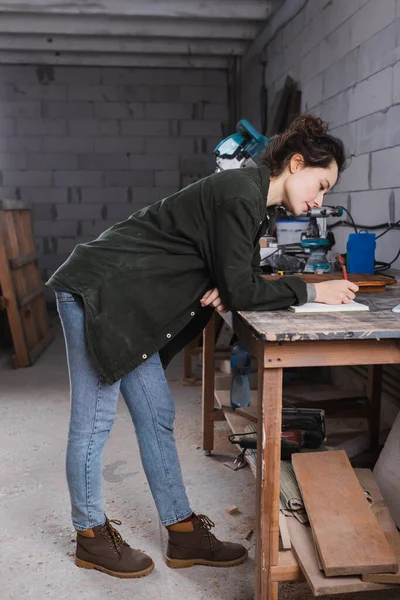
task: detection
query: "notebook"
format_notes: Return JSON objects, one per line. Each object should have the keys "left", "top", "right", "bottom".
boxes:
{"left": 289, "top": 300, "right": 370, "bottom": 313}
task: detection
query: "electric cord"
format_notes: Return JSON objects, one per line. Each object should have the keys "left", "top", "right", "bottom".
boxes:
{"left": 333, "top": 206, "right": 358, "bottom": 233}
{"left": 375, "top": 218, "right": 400, "bottom": 239}
{"left": 328, "top": 217, "right": 400, "bottom": 237}
{"left": 374, "top": 248, "right": 400, "bottom": 272}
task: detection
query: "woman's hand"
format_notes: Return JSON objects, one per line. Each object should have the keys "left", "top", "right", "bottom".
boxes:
{"left": 314, "top": 280, "right": 359, "bottom": 304}
{"left": 200, "top": 288, "right": 229, "bottom": 313}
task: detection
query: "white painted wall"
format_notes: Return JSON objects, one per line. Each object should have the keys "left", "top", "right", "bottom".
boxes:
{"left": 247, "top": 0, "right": 400, "bottom": 268}
{"left": 0, "top": 65, "right": 228, "bottom": 284}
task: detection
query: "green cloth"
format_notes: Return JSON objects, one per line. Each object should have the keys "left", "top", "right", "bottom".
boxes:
{"left": 47, "top": 166, "right": 307, "bottom": 384}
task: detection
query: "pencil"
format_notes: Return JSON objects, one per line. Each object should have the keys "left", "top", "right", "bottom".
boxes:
{"left": 337, "top": 254, "right": 348, "bottom": 280}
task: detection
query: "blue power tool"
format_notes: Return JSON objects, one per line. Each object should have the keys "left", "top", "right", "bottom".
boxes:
{"left": 213, "top": 119, "right": 269, "bottom": 171}
{"left": 301, "top": 207, "right": 344, "bottom": 273}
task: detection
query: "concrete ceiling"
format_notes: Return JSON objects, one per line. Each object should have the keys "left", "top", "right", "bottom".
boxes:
{"left": 0, "top": 0, "right": 281, "bottom": 69}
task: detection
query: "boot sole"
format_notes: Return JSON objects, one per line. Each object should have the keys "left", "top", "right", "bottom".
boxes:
{"left": 165, "top": 549, "right": 248, "bottom": 569}
{"left": 75, "top": 556, "right": 155, "bottom": 578}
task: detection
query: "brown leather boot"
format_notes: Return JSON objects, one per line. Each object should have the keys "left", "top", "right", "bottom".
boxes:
{"left": 166, "top": 514, "right": 248, "bottom": 568}
{"left": 75, "top": 517, "right": 154, "bottom": 578}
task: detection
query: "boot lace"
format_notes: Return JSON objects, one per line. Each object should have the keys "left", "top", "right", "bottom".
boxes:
{"left": 197, "top": 514, "right": 216, "bottom": 551}
{"left": 102, "top": 518, "right": 126, "bottom": 555}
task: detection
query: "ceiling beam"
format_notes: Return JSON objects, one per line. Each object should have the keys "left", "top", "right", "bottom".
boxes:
{"left": 0, "top": 33, "right": 248, "bottom": 56}
{"left": 0, "top": 0, "right": 273, "bottom": 22}
{"left": 0, "top": 13, "right": 259, "bottom": 40}
{"left": 0, "top": 51, "right": 230, "bottom": 69}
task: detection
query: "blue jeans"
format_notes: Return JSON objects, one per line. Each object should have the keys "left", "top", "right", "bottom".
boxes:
{"left": 55, "top": 291, "right": 192, "bottom": 531}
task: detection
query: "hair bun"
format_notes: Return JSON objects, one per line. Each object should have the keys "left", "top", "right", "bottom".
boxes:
{"left": 288, "top": 115, "right": 328, "bottom": 137}
{"left": 261, "top": 112, "right": 346, "bottom": 176}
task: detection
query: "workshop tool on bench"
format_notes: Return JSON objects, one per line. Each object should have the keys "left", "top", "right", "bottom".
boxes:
{"left": 301, "top": 207, "right": 343, "bottom": 273}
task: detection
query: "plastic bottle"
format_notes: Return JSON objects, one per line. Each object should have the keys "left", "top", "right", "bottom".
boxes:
{"left": 230, "top": 340, "right": 251, "bottom": 410}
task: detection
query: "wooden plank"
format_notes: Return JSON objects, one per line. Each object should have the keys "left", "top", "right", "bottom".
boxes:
{"left": 3, "top": 210, "right": 38, "bottom": 352}
{"left": 264, "top": 339, "right": 400, "bottom": 368}
{"left": 236, "top": 404, "right": 258, "bottom": 422}
{"left": 286, "top": 515, "right": 396, "bottom": 596}
{"left": 267, "top": 75, "right": 295, "bottom": 136}
{"left": 0, "top": 205, "right": 53, "bottom": 367}
{"left": 292, "top": 450, "right": 398, "bottom": 576}
{"left": 255, "top": 367, "right": 283, "bottom": 600}
{"left": 356, "top": 469, "right": 400, "bottom": 585}
{"left": 19, "top": 210, "right": 48, "bottom": 342}
{"left": 18, "top": 282, "right": 46, "bottom": 307}
{"left": 0, "top": 220, "right": 29, "bottom": 366}
{"left": 286, "top": 89, "right": 301, "bottom": 128}
{"left": 9, "top": 250, "right": 39, "bottom": 270}
{"left": 270, "top": 549, "right": 304, "bottom": 582}
{"left": 374, "top": 412, "right": 400, "bottom": 529}
{"left": 233, "top": 314, "right": 400, "bottom": 369}
{"left": 279, "top": 512, "right": 291, "bottom": 550}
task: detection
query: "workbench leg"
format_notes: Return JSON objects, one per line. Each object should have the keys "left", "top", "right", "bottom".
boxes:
{"left": 183, "top": 345, "right": 193, "bottom": 381}
{"left": 367, "top": 364, "right": 383, "bottom": 451}
{"left": 202, "top": 313, "right": 216, "bottom": 453}
{"left": 255, "top": 366, "right": 283, "bottom": 600}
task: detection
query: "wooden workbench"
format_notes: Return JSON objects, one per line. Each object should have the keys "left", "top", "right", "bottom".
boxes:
{"left": 201, "top": 280, "right": 400, "bottom": 600}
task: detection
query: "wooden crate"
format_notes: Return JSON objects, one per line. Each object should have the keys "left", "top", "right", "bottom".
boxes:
{"left": 0, "top": 199, "right": 54, "bottom": 367}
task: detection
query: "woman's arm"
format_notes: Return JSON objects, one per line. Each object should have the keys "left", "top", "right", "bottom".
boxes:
{"left": 209, "top": 197, "right": 307, "bottom": 311}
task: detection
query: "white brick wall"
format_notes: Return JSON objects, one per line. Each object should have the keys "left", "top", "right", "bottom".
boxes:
{"left": 0, "top": 65, "right": 228, "bottom": 281}
{"left": 258, "top": 0, "right": 400, "bottom": 269}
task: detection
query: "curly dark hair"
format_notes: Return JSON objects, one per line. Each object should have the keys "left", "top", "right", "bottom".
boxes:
{"left": 262, "top": 115, "right": 347, "bottom": 177}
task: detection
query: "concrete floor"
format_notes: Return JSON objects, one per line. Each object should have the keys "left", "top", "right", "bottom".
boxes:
{"left": 1, "top": 321, "right": 399, "bottom": 600}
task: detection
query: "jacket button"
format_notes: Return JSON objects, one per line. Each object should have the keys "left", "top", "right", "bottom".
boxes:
{"left": 142, "top": 354, "right": 147, "bottom": 359}
{"left": 166, "top": 333, "right": 171, "bottom": 338}
{"left": 191, "top": 311, "right": 195, "bottom": 316}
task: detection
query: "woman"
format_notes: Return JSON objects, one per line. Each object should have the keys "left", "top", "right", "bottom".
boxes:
{"left": 47, "top": 115, "right": 358, "bottom": 579}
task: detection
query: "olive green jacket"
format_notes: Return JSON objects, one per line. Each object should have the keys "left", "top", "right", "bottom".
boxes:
{"left": 47, "top": 166, "right": 307, "bottom": 383}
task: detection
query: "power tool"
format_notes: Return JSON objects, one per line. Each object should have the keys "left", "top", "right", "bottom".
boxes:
{"left": 301, "top": 207, "right": 343, "bottom": 273}
{"left": 213, "top": 119, "right": 269, "bottom": 171}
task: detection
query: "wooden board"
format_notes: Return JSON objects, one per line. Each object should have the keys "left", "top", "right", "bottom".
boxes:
{"left": 357, "top": 469, "right": 400, "bottom": 584}
{"left": 263, "top": 273, "right": 396, "bottom": 290}
{"left": 286, "top": 514, "right": 396, "bottom": 596}
{"left": 279, "top": 511, "right": 291, "bottom": 550}
{"left": 270, "top": 549, "right": 303, "bottom": 582}
{"left": 235, "top": 406, "right": 258, "bottom": 422}
{"left": 374, "top": 412, "right": 400, "bottom": 529}
{"left": 267, "top": 75, "right": 296, "bottom": 136}
{"left": 292, "top": 450, "right": 398, "bottom": 576}
{"left": 0, "top": 202, "right": 54, "bottom": 367}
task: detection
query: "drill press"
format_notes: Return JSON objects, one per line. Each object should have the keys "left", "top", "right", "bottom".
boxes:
{"left": 301, "top": 207, "right": 343, "bottom": 273}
